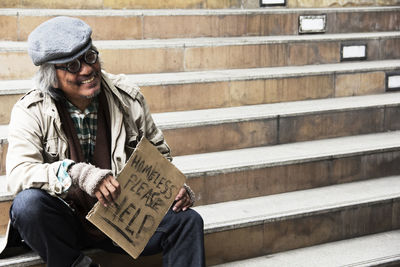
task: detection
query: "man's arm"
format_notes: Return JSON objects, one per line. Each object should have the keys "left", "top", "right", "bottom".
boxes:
{"left": 6, "top": 99, "right": 66, "bottom": 196}
{"left": 7, "top": 99, "right": 122, "bottom": 205}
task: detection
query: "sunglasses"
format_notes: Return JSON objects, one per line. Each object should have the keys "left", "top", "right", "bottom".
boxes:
{"left": 55, "top": 49, "right": 99, "bottom": 73}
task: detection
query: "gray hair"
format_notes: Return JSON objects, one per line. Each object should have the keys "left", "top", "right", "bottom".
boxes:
{"left": 34, "top": 63, "right": 62, "bottom": 100}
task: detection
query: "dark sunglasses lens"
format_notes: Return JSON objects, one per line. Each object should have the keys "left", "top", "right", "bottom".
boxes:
{"left": 67, "top": 60, "right": 81, "bottom": 73}
{"left": 85, "top": 50, "right": 98, "bottom": 64}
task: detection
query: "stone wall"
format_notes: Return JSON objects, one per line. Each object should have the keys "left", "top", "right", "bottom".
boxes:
{"left": 0, "top": 0, "right": 399, "bottom": 10}
{"left": 286, "top": 0, "right": 400, "bottom": 8}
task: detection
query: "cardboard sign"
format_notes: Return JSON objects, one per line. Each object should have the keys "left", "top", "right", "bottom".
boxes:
{"left": 86, "top": 137, "right": 186, "bottom": 259}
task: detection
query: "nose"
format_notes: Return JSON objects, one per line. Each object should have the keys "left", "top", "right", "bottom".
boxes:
{"left": 79, "top": 61, "right": 94, "bottom": 75}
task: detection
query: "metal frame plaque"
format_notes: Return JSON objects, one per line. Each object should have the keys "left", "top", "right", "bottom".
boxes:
{"left": 299, "top": 15, "right": 327, "bottom": 34}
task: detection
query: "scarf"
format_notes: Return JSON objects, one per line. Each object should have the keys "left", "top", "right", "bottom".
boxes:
{"left": 55, "top": 89, "right": 111, "bottom": 240}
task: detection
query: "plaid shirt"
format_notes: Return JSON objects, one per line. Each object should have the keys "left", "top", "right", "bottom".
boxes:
{"left": 66, "top": 97, "right": 99, "bottom": 162}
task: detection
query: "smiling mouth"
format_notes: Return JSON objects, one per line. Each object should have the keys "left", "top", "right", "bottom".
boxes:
{"left": 81, "top": 76, "right": 95, "bottom": 84}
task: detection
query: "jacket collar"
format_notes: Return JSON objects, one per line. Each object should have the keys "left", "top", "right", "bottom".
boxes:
{"left": 101, "top": 71, "right": 130, "bottom": 116}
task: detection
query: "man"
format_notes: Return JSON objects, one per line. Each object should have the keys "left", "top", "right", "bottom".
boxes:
{"left": 4, "top": 16, "right": 205, "bottom": 267}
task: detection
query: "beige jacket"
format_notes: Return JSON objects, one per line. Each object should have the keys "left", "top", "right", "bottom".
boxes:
{"left": 6, "top": 71, "right": 171, "bottom": 196}
{"left": 1, "top": 71, "right": 171, "bottom": 252}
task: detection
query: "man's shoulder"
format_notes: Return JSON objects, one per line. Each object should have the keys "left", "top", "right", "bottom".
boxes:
{"left": 103, "top": 72, "right": 141, "bottom": 100}
{"left": 17, "top": 89, "right": 45, "bottom": 109}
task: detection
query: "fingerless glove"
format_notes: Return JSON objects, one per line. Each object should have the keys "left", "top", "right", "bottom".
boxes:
{"left": 68, "top": 162, "right": 113, "bottom": 197}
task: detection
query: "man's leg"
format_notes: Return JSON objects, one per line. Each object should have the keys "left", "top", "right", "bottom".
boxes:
{"left": 9, "top": 189, "right": 91, "bottom": 267}
{"left": 141, "top": 209, "right": 205, "bottom": 267}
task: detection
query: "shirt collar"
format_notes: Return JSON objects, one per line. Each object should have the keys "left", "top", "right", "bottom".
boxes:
{"left": 66, "top": 96, "right": 99, "bottom": 115}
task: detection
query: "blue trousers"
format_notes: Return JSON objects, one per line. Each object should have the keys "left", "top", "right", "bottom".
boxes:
{"left": 10, "top": 189, "right": 205, "bottom": 267}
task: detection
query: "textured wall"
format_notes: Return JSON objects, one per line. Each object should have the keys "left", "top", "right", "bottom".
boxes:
{"left": 1, "top": 0, "right": 399, "bottom": 8}
{"left": 288, "top": 0, "right": 400, "bottom": 7}
{"left": 0, "top": 0, "right": 243, "bottom": 9}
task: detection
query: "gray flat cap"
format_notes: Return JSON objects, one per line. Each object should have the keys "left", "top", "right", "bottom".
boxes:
{"left": 28, "top": 16, "right": 93, "bottom": 66}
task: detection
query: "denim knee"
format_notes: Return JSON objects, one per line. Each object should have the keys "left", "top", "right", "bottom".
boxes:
{"left": 160, "top": 209, "right": 205, "bottom": 267}
{"left": 184, "top": 209, "right": 204, "bottom": 230}
{"left": 10, "top": 189, "right": 84, "bottom": 264}
{"left": 10, "top": 189, "right": 64, "bottom": 226}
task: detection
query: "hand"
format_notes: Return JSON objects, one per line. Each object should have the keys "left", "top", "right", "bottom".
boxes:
{"left": 173, "top": 187, "right": 194, "bottom": 212}
{"left": 94, "top": 175, "right": 121, "bottom": 207}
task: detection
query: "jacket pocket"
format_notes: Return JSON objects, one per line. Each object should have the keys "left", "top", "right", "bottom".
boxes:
{"left": 125, "top": 134, "right": 139, "bottom": 158}
{"left": 43, "top": 137, "right": 59, "bottom": 163}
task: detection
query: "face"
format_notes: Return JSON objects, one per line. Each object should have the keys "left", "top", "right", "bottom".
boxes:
{"left": 55, "top": 50, "right": 102, "bottom": 110}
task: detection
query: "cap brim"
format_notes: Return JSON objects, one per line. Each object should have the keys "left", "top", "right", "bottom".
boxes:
{"left": 47, "top": 39, "right": 92, "bottom": 65}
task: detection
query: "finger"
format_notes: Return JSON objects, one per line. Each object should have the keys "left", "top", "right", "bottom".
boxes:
{"left": 99, "top": 183, "right": 113, "bottom": 205}
{"left": 102, "top": 176, "right": 121, "bottom": 203}
{"left": 175, "top": 187, "right": 186, "bottom": 201}
{"left": 181, "top": 190, "right": 194, "bottom": 211}
{"left": 103, "top": 177, "right": 119, "bottom": 202}
{"left": 174, "top": 188, "right": 192, "bottom": 212}
{"left": 173, "top": 188, "right": 187, "bottom": 211}
{"left": 95, "top": 191, "right": 107, "bottom": 207}
{"left": 173, "top": 195, "right": 191, "bottom": 212}
{"left": 182, "top": 199, "right": 193, "bottom": 211}
{"left": 109, "top": 177, "right": 121, "bottom": 195}
{"left": 173, "top": 199, "right": 185, "bottom": 212}
{"left": 105, "top": 182, "right": 119, "bottom": 203}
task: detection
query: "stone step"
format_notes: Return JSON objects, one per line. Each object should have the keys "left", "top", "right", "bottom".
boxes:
{"left": 2, "top": 131, "right": 400, "bottom": 205}
{"left": 0, "top": 7, "right": 399, "bottom": 41}
{"left": 1, "top": 176, "right": 398, "bottom": 266}
{"left": 0, "top": 60, "right": 398, "bottom": 118}
{"left": 154, "top": 92, "right": 400, "bottom": 155}
{"left": 195, "top": 176, "right": 400, "bottom": 265}
{"left": 0, "top": 129, "right": 5, "bottom": 176}
{"left": 0, "top": 94, "right": 399, "bottom": 187}
{"left": 1, "top": 92, "right": 400, "bottom": 161}
{"left": 0, "top": 186, "right": 11, "bottom": 243}
{"left": 115, "top": 59, "right": 400, "bottom": 113}
{"left": 0, "top": 175, "right": 8, "bottom": 197}
{"left": 1, "top": 0, "right": 400, "bottom": 9}
{"left": 0, "top": 251, "right": 43, "bottom": 267}
{"left": 0, "top": 0, "right": 247, "bottom": 9}
{"left": 174, "top": 131, "right": 400, "bottom": 205}
{"left": 288, "top": 0, "right": 400, "bottom": 8}
{"left": 211, "top": 230, "right": 400, "bottom": 267}
{"left": 0, "top": 248, "right": 162, "bottom": 267}
{"left": 2, "top": 32, "right": 400, "bottom": 79}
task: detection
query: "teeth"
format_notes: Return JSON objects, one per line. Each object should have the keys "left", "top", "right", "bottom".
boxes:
{"left": 81, "top": 76, "right": 95, "bottom": 84}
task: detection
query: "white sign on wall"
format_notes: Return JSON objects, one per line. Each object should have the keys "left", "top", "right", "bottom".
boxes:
{"left": 341, "top": 44, "right": 367, "bottom": 61}
{"left": 299, "top": 15, "right": 326, "bottom": 33}
{"left": 260, "top": 0, "right": 286, "bottom": 6}
{"left": 388, "top": 75, "right": 400, "bottom": 91}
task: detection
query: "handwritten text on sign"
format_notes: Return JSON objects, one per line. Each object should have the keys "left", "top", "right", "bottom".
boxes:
{"left": 87, "top": 138, "right": 186, "bottom": 259}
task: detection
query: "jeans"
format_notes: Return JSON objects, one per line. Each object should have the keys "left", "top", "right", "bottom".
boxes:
{"left": 10, "top": 189, "right": 205, "bottom": 267}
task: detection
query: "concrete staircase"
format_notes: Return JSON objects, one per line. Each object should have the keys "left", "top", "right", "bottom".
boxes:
{"left": 0, "top": 0, "right": 400, "bottom": 266}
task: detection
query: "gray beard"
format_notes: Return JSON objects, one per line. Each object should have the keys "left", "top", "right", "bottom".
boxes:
{"left": 82, "top": 87, "right": 101, "bottom": 99}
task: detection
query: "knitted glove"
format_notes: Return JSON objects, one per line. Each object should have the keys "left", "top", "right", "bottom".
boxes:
{"left": 184, "top": 183, "right": 196, "bottom": 205}
{"left": 68, "top": 162, "right": 113, "bottom": 197}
